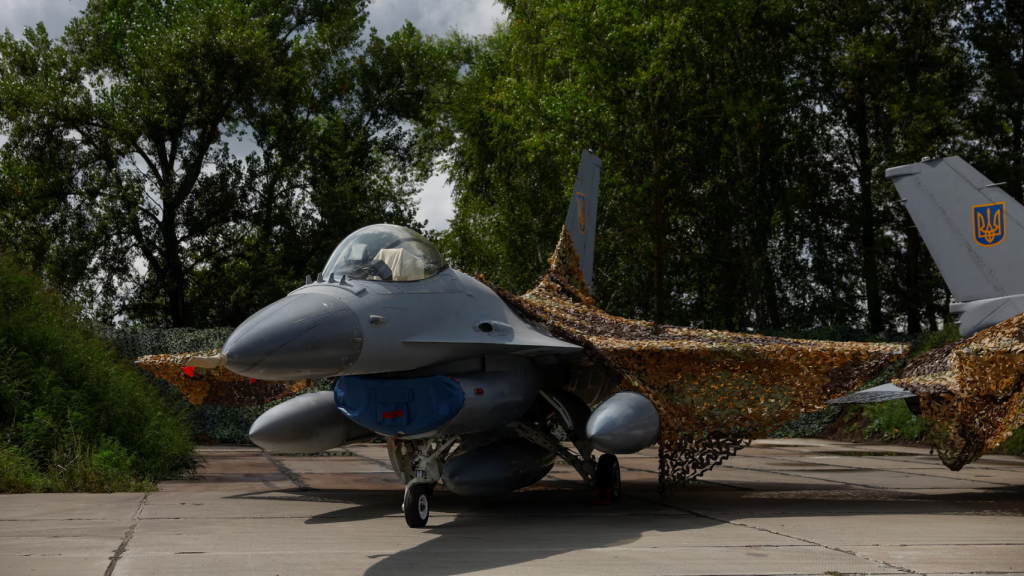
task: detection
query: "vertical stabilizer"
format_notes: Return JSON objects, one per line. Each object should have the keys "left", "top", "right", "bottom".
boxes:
{"left": 564, "top": 150, "right": 601, "bottom": 288}
{"left": 886, "top": 157, "right": 1024, "bottom": 335}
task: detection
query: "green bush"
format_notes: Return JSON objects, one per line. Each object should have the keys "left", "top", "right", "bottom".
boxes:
{"left": 863, "top": 400, "right": 925, "bottom": 442}
{"left": 0, "top": 253, "right": 194, "bottom": 492}
{"left": 95, "top": 324, "right": 335, "bottom": 445}
{"left": 0, "top": 441, "right": 43, "bottom": 492}
{"left": 995, "top": 428, "right": 1024, "bottom": 456}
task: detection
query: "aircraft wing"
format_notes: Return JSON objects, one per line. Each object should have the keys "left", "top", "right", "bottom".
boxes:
{"left": 483, "top": 227, "right": 911, "bottom": 445}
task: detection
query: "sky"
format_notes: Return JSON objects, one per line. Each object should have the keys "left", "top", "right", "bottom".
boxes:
{"left": 0, "top": 0, "right": 507, "bottom": 231}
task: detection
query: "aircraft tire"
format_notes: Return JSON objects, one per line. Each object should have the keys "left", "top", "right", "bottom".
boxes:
{"left": 404, "top": 484, "right": 431, "bottom": 528}
{"left": 594, "top": 454, "right": 621, "bottom": 504}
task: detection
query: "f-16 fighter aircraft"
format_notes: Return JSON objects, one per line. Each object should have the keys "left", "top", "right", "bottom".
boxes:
{"left": 825, "top": 157, "right": 1024, "bottom": 471}
{"left": 140, "top": 151, "right": 920, "bottom": 528}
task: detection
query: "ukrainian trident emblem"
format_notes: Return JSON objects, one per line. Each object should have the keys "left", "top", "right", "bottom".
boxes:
{"left": 973, "top": 202, "right": 1005, "bottom": 246}
{"left": 575, "top": 190, "right": 586, "bottom": 233}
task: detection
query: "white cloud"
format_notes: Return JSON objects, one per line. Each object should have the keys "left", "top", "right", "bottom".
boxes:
{"left": 417, "top": 172, "right": 456, "bottom": 231}
{"left": 0, "top": 0, "right": 503, "bottom": 232}
{"left": 367, "top": 0, "right": 504, "bottom": 37}
{"left": 0, "top": 0, "right": 85, "bottom": 39}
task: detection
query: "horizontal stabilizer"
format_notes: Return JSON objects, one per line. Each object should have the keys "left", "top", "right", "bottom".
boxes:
{"left": 824, "top": 383, "right": 917, "bottom": 406}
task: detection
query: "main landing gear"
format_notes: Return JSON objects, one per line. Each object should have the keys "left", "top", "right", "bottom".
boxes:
{"left": 594, "top": 453, "right": 621, "bottom": 504}
{"left": 516, "top": 390, "right": 624, "bottom": 505}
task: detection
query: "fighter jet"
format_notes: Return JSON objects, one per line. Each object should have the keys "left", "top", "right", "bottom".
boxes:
{"left": 204, "top": 151, "right": 655, "bottom": 527}
{"left": 143, "top": 154, "right": 1022, "bottom": 524}
{"left": 163, "top": 151, "right": 912, "bottom": 528}
{"left": 827, "top": 157, "right": 1024, "bottom": 411}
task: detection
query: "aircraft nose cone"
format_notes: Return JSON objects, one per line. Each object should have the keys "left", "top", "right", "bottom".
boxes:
{"left": 222, "top": 292, "right": 363, "bottom": 380}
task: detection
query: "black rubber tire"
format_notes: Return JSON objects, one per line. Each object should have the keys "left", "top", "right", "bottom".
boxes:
{"left": 404, "top": 484, "right": 431, "bottom": 528}
{"left": 595, "top": 454, "right": 621, "bottom": 503}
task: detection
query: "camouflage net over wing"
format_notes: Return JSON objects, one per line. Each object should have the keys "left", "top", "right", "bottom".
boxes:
{"left": 893, "top": 320, "right": 1024, "bottom": 471}
{"left": 481, "top": 227, "right": 910, "bottom": 489}
{"left": 135, "top": 350, "right": 314, "bottom": 407}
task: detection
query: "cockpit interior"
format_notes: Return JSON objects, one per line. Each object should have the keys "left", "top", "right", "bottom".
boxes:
{"left": 322, "top": 224, "right": 445, "bottom": 282}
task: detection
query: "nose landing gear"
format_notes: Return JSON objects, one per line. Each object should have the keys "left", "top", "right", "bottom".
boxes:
{"left": 390, "top": 437, "right": 455, "bottom": 528}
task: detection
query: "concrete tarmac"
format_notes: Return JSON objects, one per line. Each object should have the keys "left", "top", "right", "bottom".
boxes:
{"left": 2, "top": 438, "right": 1023, "bottom": 575}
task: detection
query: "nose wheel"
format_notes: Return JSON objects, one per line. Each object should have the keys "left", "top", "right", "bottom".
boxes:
{"left": 404, "top": 483, "right": 431, "bottom": 528}
{"left": 594, "top": 454, "right": 621, "bottom": 504}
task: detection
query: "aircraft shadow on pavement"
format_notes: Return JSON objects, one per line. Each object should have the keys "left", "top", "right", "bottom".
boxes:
{"left": 304, "top": 486, "right": 664, "bottom": 576}
{"left": 226, "top": 481, "right": 1024, "bottom": 576}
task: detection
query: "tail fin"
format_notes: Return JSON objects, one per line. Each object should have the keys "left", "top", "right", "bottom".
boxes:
{"left": 886, "top": 156, "right": 1024, "bottom": 335}
{"left": 564, "top": 150, "right": 601, "bottom": 288}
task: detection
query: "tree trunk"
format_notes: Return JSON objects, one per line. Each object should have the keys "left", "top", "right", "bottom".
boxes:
{"left": 1012, "top": 109, "right": 1023, "bottom": 204}
{"left": 854, "top": 87, "right": 884, "bottom": 333}
{"left": 905, "top": 223, "right": 922, "bottom": 334}
{"left": 651, "top": 113, "right": 666, "bottom": 327}
{"left": 652, "top": 164, "right": 665, "bottom": 326}
{"left": 161, "top": 205, "right": 191, "bottom": 327}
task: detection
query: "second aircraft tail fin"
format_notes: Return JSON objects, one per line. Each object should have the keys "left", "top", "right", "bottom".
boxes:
{"left": 886, "top": 156, "right": 1024, "bottom": 335}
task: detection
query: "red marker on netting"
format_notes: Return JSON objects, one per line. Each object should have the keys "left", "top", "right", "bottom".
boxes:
{"left": 181, "top": 366, "right": 195, "bottom": 378}
{"left": 250, "top": 378, "right": 257, "bottom": 383}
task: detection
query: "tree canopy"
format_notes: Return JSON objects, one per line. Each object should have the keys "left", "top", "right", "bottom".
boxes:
{"left": 1, "top": 0, "right": 1021, "bottom": 335}
{"left": 434, "top": 0, "right": 987, "bottom": 334}
{"left": 0, "top": 0, "right": 466, "bottom": 327}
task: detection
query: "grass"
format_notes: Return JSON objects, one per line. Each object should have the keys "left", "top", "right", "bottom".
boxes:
{"left": 847, "top": 324, "right": 960, "bottom": 443}
{"left": 0, "top": 253, "right": 194, "bottom": 493}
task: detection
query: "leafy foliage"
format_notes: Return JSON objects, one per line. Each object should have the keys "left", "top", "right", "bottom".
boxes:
{"left": 430, "top": 0, "right": 982, "bottom": 335}
{"left": 0, "top": 0, "right": 465, "bottom": 327}
{"left": 0, "top": 253, "right": 193, "bottom": 492}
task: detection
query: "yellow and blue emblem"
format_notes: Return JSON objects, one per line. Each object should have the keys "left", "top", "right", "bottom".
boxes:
{"left": 575, "top": 190, "right": 586, "bottom": 233}
{"left": 973, "top": 202, "right": 1005, "bottom": 246}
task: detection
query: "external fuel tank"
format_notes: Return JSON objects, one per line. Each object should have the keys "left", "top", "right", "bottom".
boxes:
{"left": 441, "top": 438, "right": 555, "bottom": 497}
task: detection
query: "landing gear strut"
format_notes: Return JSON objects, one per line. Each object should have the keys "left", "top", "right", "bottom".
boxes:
{"left": 390, "top": 437, "right": 455, "bottom": 528}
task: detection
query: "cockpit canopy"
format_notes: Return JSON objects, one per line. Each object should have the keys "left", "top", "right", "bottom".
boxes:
{"left": 323, "top": 224, "right": 445, "bottom": 282}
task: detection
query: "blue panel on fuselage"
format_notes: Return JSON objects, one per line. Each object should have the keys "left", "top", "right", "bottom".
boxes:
{"left": 334, "top": 374, "right": 465, "bottom": 437}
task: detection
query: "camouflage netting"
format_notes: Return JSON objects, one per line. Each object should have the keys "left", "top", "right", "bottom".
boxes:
{"left": 893, "top": 319, "right": 1024, "bottom": 470}
{"left": 136, "top": 228, "right": 1024, "bottom": 489}
{"left": 481, "top": 227, "right": 911, "bottom": 490}
{"left": 135, "top": 350, "right": 314, "bottom": 408}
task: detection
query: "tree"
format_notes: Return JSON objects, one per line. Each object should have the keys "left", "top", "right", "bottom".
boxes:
{"left": 965, "top": 0, "right": 1024, "bottom": 204}
{"left": 437, "top": 0, "right": 971, "bottom": 334}
{"left": 437, "top": 0, "right": 855, "bottom": 330}
{"left": 0, "top": 0, "right": 459, "bottom": 327}
{"left": 810, "top": 0, "right": 969, "bottom": 333}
